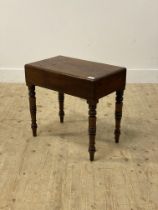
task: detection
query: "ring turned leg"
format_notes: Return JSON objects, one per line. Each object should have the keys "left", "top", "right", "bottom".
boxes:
{"left": 58, "top": 92, "right": 64, "bottom": 123}
{"left": 114, "top": 90, "right": 124, "bottom": 143}
{"left": 87, "top": 100, "right": 98, "bottom": 161}
{"left": 28, "top": 85, "right": 37, "bottom": 137}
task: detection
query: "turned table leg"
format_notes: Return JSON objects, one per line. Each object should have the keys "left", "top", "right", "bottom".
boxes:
{"left": 28, "top": 85, "right": 37, "bottom": 137}
{"left": 87, "top": 100, "right": 98, "bottom": 161}
{"left": 114, "top": 90, "right": 124, "bottom": 143}
{"left": 58, "top": 92, "right": 64, "bottom": 123}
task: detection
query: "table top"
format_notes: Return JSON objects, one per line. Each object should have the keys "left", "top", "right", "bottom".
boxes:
{"left": 26, "top": 56, "right": 125, "bottom": 81}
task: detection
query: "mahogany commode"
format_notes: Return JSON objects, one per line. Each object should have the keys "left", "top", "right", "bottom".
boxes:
{"left": 25, "top": 56, "right": 126, "bottom": 161}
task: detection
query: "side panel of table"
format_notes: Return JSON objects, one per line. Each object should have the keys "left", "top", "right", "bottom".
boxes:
{"left": 25, "top": 67, "right": 95, "bottom": 100}
{"left": 95, "top": 69, "right": 126, "bottom": 98}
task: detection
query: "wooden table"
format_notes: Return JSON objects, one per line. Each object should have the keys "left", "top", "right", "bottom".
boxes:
{"left": 25, "top": 56, "right": 126, "bottom": 161}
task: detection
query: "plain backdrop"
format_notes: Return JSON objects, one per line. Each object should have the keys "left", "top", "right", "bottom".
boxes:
{"left": 0, "top": 0, "right": 158, "bottom": 82}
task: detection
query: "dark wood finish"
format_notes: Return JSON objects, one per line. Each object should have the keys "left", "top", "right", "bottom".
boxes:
{"left": 28, "top": 85, "right": 37, "bottom": 137}
{"left": 25, "top": 55, "right": 126, "bottom": 161}
{"left": 58, "top": 92, "right": 64, "bottom": 123}
{"left": 87, "top": 100, "right": 98, "bottom": 161}
{"left": 25, "top": 56, "right": 126, "bottom": 100}
{"left": 114, "top": 90, "right": 124, "bottom": 143}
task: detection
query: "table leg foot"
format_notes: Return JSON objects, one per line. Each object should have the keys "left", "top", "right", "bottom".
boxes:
{"left": 89, "top": 150, "right": 95, "bottom": 161}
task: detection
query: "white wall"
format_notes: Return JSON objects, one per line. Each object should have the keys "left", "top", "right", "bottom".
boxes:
{"left": 0, "top": 0, "right": 158, "bottom": 82}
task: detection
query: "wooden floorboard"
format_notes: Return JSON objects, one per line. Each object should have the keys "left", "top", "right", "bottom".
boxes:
{"left": 0, "top": 83, "right": 158, "bottom": 210}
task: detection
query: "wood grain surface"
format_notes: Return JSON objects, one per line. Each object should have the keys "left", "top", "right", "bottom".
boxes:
{"left": 25, "top": 56, "right": 125, "bottom": 81}
{"left": 0, "top": 83, "right": 158, "bottom": 210}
